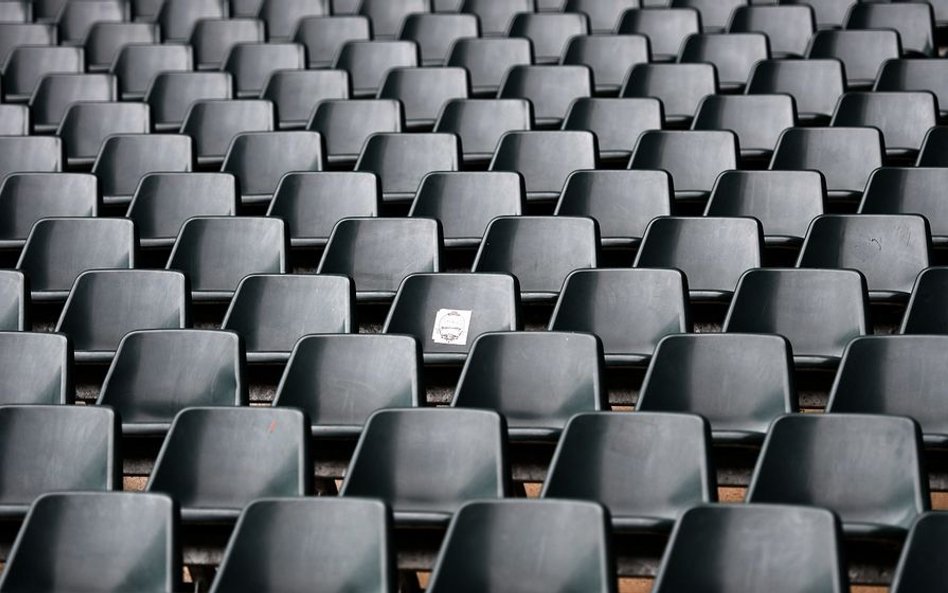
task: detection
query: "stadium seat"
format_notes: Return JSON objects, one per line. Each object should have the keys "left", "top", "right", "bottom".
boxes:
{"left": 0, "top": 174, "right": 99, "bottom": 251}
{"left": 29, "top": 73, "right": 117, "bottom": 135}
{"left": 542, "top": 412, "right": 715, "bottom": 530}
{"left": 383, "top": 273, "right": 521, "bottom": 364}
{"left": 0, "top": 405, "right": 119, "bottom": 517}
{"left": 190, "top": 18, "right": 265, "bottom": 71}
{"left": 409, "top": 171, "right": 524, "bottom": 248}
{"left": 333, "top": 40, "right": 420, "bottom": 98}
{"left": 97, "top": 329, "right": 245, "bottom": 436}
{"left": 917, "top": 127, "right": 948, "bottom": 166}
{"left": 705, "top": 170, "right": 825, "bottom": 248}
{"left": 780, "top": 0, "right": 851, "bottom": 29}
{"left": 0, "top": 271, "right": 28, "bottom": 331}
{"left": 378, "top": 67, "right": 470, "bottom": 131}
{"left": 230, "top": 0, "right": 262, "bottom": 17}
{"left": 445, "top": 37, "right": 533, "bottom": 97}
{"left": 318, "top": 217, "right": 442, "bottom": 302}
{"left": 845, "top": 2, "right": 936, "bottom": 57}
{"left": 58, "top": 102, "right": 151, "bottom": 169}
{"left": 561, "top": 34, "right": 650, "bottom": 96}
{"left": 157, "top": 0, "right": 227, "bottom": 42}
{"left": 629, "top": 130, "right": 738, "bottom": 205}
{"left": 434, "top": 99, "right": 532, "bottom": 166}
{"left": 508, "top": 12, "right": 589, "bottom": 65}
{"left": 0, "top": 23, "right": 56, "bottom": 68}
{"left": 860, "top": 168, "right": 948, "bottom": 247}
{"left": 875, "top": 59, "right": 948, "bottom": 120}
{"left": 221, "top": 274, "right": 355, "bottom": 362}
{"left": 564, "top": 0, "right": 640, "bottom": 33}
{"left": 92, "top": 134, "right": 194, "bottom": 205}
{"left": 295, "top": 15, "right": 370, "bottom": 69}
{"left": 0, "top": 0, "right": 29, "bottom": 22}
{"left": 180, "top": 99, "right": 275, "bottom": 168}
{"left": 555, "top": 170, "right": 672, "bottom": 248}
{"left": 262, "top": 70, "right": 349, "bottom": 130}
{"left": 354, "top": 132, "right": 460, "bottom": 203}
{"left": 308, "top": 99, "right": 404, "bottom": 168}
{"left": 360, "top": 0, "right": 430, "bottom": 39}
{"left": 273, "top": 333, "right": 422, "bottom": 436}
{"left": 222, "top": 43, "right": 304, "bottom": 99}
{"left": 221, "top": 131, "right": 325, "bottom": 205}
{"left": 727, "top": 5, "right": 815, "bottom": 58}
{"left": 621, "top": 63, "right": 717, "bottom": 127}
{"left": 498, "top": 65, "right": 593, "bottom": 128}
{"left": 746, "top": 58, "right": 845, "bottom": 126}
{"left": 672, "top": 0, "right": 746, "bottom": 32}
{"left": 167, "top": 216, "right": 287, "bottom": 301}
{"left": 651, "top": 504, "right": 849, "bottom": 593}
{"left": 84, "top": 22, "right": 159, "bottom": 71}
{"left": 900, "top": 267, "right": 948, "bottom": 334}
{"left": 398, "top": 13, "right": 480, "bottom": 66}
{"left": 111, "top": 44, "right": 193, "bottom": 101}
{"left": 0, "top": 332, "right": 72, "bottom": 405}
{"left": 55, "top": 0, "right": 128, "bottom": 46}
{"left": 637, "top": 334, "right": 795, "bottom": 443}
{"left": 147, "top": 407, "right": 311, "bottom": 521}
{"left": 340, "top": 408, "right": 510, "bottom": 525}
{"left": 3, "top": 46, "right": 84, "bottom": 103}
{"left": 0, "top": 104, "right": 28, "bottom": 135}
{"left": 562, "top": 97, "right": 662, "bottom": 163}
{"left": 145, "top": 72, "right": 233, "bottom": 133}
{"left": 678, "top": 32, "right": 769, "bottom": 92}
{"left": 0, "top": 492, "right": 180, "bottom": 593}
{"left": 256, "top": 0, "right": 329, "bottom": 41}
{"left": 128, "top": 173, "right": 237, "bottom": 249}
{"left": 0, "top": 136, "right": 63, "bottom": 180}
{"left": 17, "top": 218, "right": 136, "bottom": 302}
{"left": 889, "top": 513, "right": 948, "bottom": 593}
{"left": 208, "top": 498, "right": 395, "bottom": 593}
{"left": 617, "top": 8, "right": 702, "bottom": 62}
{"left": 692, "top": 94, "right": 795, "bottom": 164}
{"left": 797, "top": 214, "right": 931, "bottom": 302}
{"left": 747, "top": 413, "right": 928, "bottom": 539}
{"left": 460, "top": 0, "right": 535, "bottom": 37}
{"left": 831, "top": 92, "right": 937, "bottom": 161}
{"left": 549, "top": 268, "right": 691, "bottom": 366}
{"left": 489, "top": 130, "right": 597, "bottom": 202}
{"left": 807, "top": 29, "right": 902, "bottom": 89}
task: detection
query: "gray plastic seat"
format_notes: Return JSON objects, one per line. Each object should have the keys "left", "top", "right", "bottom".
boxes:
{"left": 563, "top": 97, "right": 662, "bottom": 162}
{"left": 295, "top": 15, "right": 370, "bottom": 69}
{"left": 0, "top": 332, "right": 72, "bottom": 405}
{"left": 564, "top": 0, "right": 639, "bottom": 33}
{"left": 0, "top": 137, "right": 63, "bottom": 181}
{"left": 807, "top": 29, "right": 902, "bottom": 89}
{"left": 378, "top": 67, "right": 469, "bottom": 131}
{"left": 542, "top": 412, "right": 715, "bottom": 531}
{"left": 262, "top": 70, "right": 349, "bottom": 130}
{"left": 55, "top": 0, "right": 128, "bottom": 46}
{"left": 180, "top": 99, "right": 275, "bottom": 168}
{"left": 901, "top": 267, "right": 948, "bottom": 334}
{"left": 488, "top": 130, "right": 597, "bottom": 202}
{"left": 917, "top": 126, "right": 948, "bottom": 167}
{"left": 359, "top": 0, "right": 430, "bottom": 39}
{"left": 30, "top": 72, "right": 117, "bottom": 134}
{"left": 157, "top": 0, "right": 228, "bottom": 42}
{"left": 0, "top": 104, "right": 28, "bottom": 135}
{"left": 875, "top": 59, "right": 948, "bottom": 120}
{"left": 223, "top": 42, "right": 305, "bottom": 98}
{"left": 222, "top": 274, "right": 355, "bottom": 362}
{"left": 459, "top": 0, "right": 534, "bottom": 37}
{"left": 111, "top": 44, "right": 193, "bottom": 101}
{"left": 621, "top": 63, "right": 717, "bottom": 126}
{"left": 84, "top": 22, "right": 158, "bottom": 71}
{"left": 692, "top": 94, "right": 795, "bottom": 164}
{"left": 679, "top": 32, "right": 769, "bottom": 92}
{"left": 147, "top": 407, "right": 311, "bottom": 522}
{"left": 561, "top": 34, "right": 650, "bottom": 96}
{"left": 256, "top": 0, "right": 329, "bottom": 41}
{"left": 190, "top": 18, "right": 265, "bottom": 71}
{"left": 0, "top": 271, "right": 28, "bottom": 330}
{"left": 779, "top": 0, "right": 852, "bottom": 29}
{"left": 57, "top": 102, "right": 151, "bottom": 169}
{"left": 0, "top": 0, "right": 29, "bottom": 22}
{"left": 398, "top": 12, "right": 480, "bottom": 66}
{"left": 308, "top": 99, "right": 404, "bottom": 168}
{"left": 859, "top": 168, "right": 948, "bottom": 247}
{"left": 0, "top": 23, "right": 56, "bottom": 68}
{"left": 746, "top": 58, "right": 845, "bottom": 126}
{"left": 889, "top": 513, "right": 948, "bottom": 593}
{"left": 0, "top": 405, "right": 119, "bottom": 518}
{"left": 638, "top": 334, "right": 795, "bottom": 443}
{"left": 433, "top": 99, "right": 533, "bottom": 166}
{"left": 145, "top": 71, "right": 233, "bottom": 133}
{"left": 128, "top": 173, "right": 237, "bottom": 249}
{"left": 3, "top": 46, "right": 84, "bottom": 103}
{"left": 0, "top": 173, "right": 99, "bottom": 250}
{"left": 549, "top": 268, "right": 692, "bottom": 366}
{"left": 845, "top": 2, "right": 936, "bottom": 57}
{"left": 629, "top": 130, "right": 738, "bottom": 204}
{"left": 354, "top": 133, "right": 460, "bottom": 203}
{"left": 340, "top": 408, "right": 510, "bottom": 525}
{"left": 333, "top": 40, "right": 420, "bottom": 98}
{"left": 498, "top": 65, "right": 593, "bottom": 128}
{"left": 830, "top": 91, "right": 938, "bottom": 161}
{"left": 446, "top": 37, "right": 533, "bottom": 98}
{"left": 0, "top": 492, "right": 179, "bottom": 593}
{"left": 723, "top": 268, "right": 870, "bottom": 368}
{"left": 671, "top": 0, "right": 745, "bottom": 32}
{"left": 617, "top": 8, "right": 701, "bottom": 62}
{"left": 92, "top": 134, "right": 194, "bottom": 205}
{"left": 221, "top": 131, "right": 325, "bottom": 205}
{"left": 508, "top": 12, "right": 589, "bottom": 65}
{"left": 727, "top": 4, "right": 815, "bottom": 58}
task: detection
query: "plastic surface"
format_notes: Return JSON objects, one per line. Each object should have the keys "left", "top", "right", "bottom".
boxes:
{"left": 489, "top": 130, "right": 597, "bottom": 201}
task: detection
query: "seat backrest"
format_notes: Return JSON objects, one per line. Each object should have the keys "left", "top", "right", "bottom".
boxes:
{"left": 488, "top": 130, "right": 597, "bottom": 198}
{"left": 562, "top": 97, "right": 662, "bottom": 158}
{"left": 189, "top": 18, "right": 265, "bottom": 70}
{"left": 562, "top": 34, "right": 651, "bottom": 95}
{"left": 508, "top": 12, "right": 589, "bottom": 63}
{"left": 58, "top": 102, "right": 151, "bottom": 166}
{"left": 295, "top": 15, "right": 370, "bottom": 68}
{"left": 727, "top": 5, "right": 815, "bottom": 57}
{"left": 670, "top": 0, "right": 746, "bottom": 31}
{"left": 398, "top": 13, "right": 480, "bottom": 66}
{"left": 0, "top": 270, "right": 28, "bottom": 331}
{"left": 434, "top": 99, "right": 532, "bottom": 162}
{"left": 0, "top": 173, "right": 99, "bottom": 244}
{"left": 145, "top": 71, "right": 233, "bottom": 132}
{"left": 830, "top": 91, "right": 937, "bottom": 152}
{"left": 679, "top": 32, "right": 770, "bottom": 88}
{"left": 860, "top": 167, "right": 948, "bottom": 239}
{"left": 223, "top": 42, "right": 305, "bottom": 97}
{"left": 564, "top": 0, "right": 640, "bottom": 32}
{"left": 846, "top": 2, "right": 935, "bottom": 57}
{"left": 111, "top": 44, "right": 193, "bottom": 100}
{"left": 359, "top": 0, "right": 430, "bottom": 38}
{"left": 377, "top": 67, "right": 470, "bottom": 127}
{"left": 261, "top": 70, "right": 349, "bottom": 129}
{"left": 0, "top": 137, "right": 63, "bottom": 180}
{"left": 157, "top": 0, "right": 227, "bottom": 42}
{"left": 4, "top": 46, "right": 84, "bottom": 101}
{"left": 354, "top": 132, "right": 460, "bottom": 201}
{"left": 875, "top": 59, "right": 948, "bottom": 118}
{"left": 918, "top": 126, "right": 948, "bottom": 166}
{"left": 256, "top": 0, "right": 330, "bottom": 40}
{"left": 497, "top": 65, "right": 593, "bottom": 124}
{"left": 333, "top": 40, "right": 420, "bottom": 97}
{"left": 445, "top": 37, "right": 533, "bottom": 96}
{"left": 221, "top": 131, "right": 325, "bottom": 199}
{"left": 0, "top": 332, "right": 71, "bottom": 405}
{"left": 692, "top": 94, "right": 795, "bottom": 154}
{"left": 891, "top": 513, "right": 948, "bottom": 593}
{"left": 0, "top": 23, "right": 56, "bottom": 68}
{"left": 84, "top": 22, "right": 159, "bottom": 71}
{"left": 629, "top": 130, "right": 738, "bottom": 194}
{"left": 128, "top": 172, "right": 237, "bottom": 245}
{"left": 807, "top": 29, "right": 902, "bottom": 86}
{"left": 780, "top": 0, "right": 852, "bottom": 29}
{"left": 746, "top": 58, "right": 844, "bottom": 121}
{"left": 459, "top": 0, "right": 535, "bottom": 36}
{"left": 93, "top": 134, "right": 194, "bottom": 200}
{"left": 617, "top": 8, "right": 701, "bottom": 59}
{"left": 308, "top": 99, "right": 404, "bottom": 163}
{"left": 180, "top": 99, "right": 275, "bottom": 164}
{"left": 621, "top": 63, "right": 717, "bottom": 122}
{"left": 770, "top": 127, "right": 883, "bottom": 195}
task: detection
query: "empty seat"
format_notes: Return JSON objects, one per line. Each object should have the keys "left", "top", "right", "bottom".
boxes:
{"left": 617, "top": 8, "right": 701, "bottom": 62}
{"left": 97, "top": 329, "right": 245, "bottom": 435}
{"left": 308, "top": 99, "right": 404, "bottom": 168}
{"left": 0, "top": 405, "right": 118, "bottom": 517}
{"left": 747, "top": 413, "right": 928, "bottom": 539}
{"left": 0, "top": 137, "right": 63, "bottom": 180}
{"left": 489, "top": 130, "right": 597, "bottom": 202}
{"left": 426, "top": 500, "right": 615, "bottom": 593}
{"left": 318, "top": 218, "right": 441, "bottom": 302}
{"left": 181, "top": 99, "right": 275, "bottom": 167}
{"left": 797, "top": 214, "right": 931, "bottom": 302}
{"left": 147, "top": 407, "right": 310, "bottom": 521}
{"left": 638, "top": 334, "right": 795, "bottom": 443}
{"left": 671, "top": 0, "right": 746, "bottom": 32}
{"left": 295, "top": 15, "right": 370, "bottom": 69}
{"left": 621, "top": 63, "right": 717, "bottom": 126}
{"left": 340, "top": 408, "right": 510, "bottom": 524}
{"left": 355, "top": 133, "right": 460, "bottom": 203}
{"left": 723, "top": 268, "right": 869, "bottom": 368}
{"left": 705, "top": 170, "right": 825, "bottom": 247}
{"left": 542, "top": 412, "right": 714, "bottom": 530}
{"left": 31, "top": 74, "right": 118, "bottom": 135}
{"left": 190, "top": 18, "right": 265, "bottom": 71}
{"left": 555, "top": 170, "right": 671, "bottom": 248}
{"left": 222, "top": 274, "right": 355, "bottom": 362}
{"left": 770, "top": 127, "right": 883, "bottom": 202}
{"left": 917, "top": 127, "right": 948, "bottom": 166}
{"left": 563, "top": 97, "right": 661, "bottom": 162}
{"left": 167, "top": 217, "right": 287, "bottom": 301}
{"left": 0, "top": 104, "right": 28, "bottom": 135}
{"left": 0, "top": 173, "right": 98, "bottom": 250}
{"left": 508, "top": 12, "right": 588, "bottom": 65}
{"left": 807, "top": 29, "right": 901, "bottom": 89}
{"left": 651, "top": 504, "right": 849, "bottom": 593}
{"left": 273, "top": 334, "right": 421, "bottom": 436}
{"left": 0, "top": 492, "right": 179, "bottom": 593}
{"left": 453, "top": 332, "right": 605, "bottom": 439}
{"left": 460, "top": 0, "right": 534, "bottom": 37}
{"left": 145, "top": 71, "right": 233, "bottom": 133}
{"left": 564, "top": 0, "right": 639, "bottom": 33}
{"left": 231, "top": 0, "right": 263, "bottom": 16}
{"left": 635, "top": 216, "right": 762, "bottom": 302}
{"left": 860, "top": 168, "right": 948, "bottom": 246}
{"left": 93, "top": 134, "right": 194, "bottom": 205}
{"left": 84, "top": 22, "right": 159, "bottom": 72}
{"left": 0, "top": 271, "right": 27, "bottom": 331}
{"left": 890, "top": 513, "right": 948, "bottom": 593}
{"left": 267, "top": 171, "right": 379, "bottom": 248}
{"left": 746, "top": 58, "right": 845, "bottom": 126}
{"left": 561, "top": 34, "right": 650, "bottom": 96}
{"left": 128, "top": 173, "right": 237, "bottom": 249}
{"left": 157, "top": 0, "right": 227, "bottom": 42}
{"left": 875, "top": 59, "right": 948, "bottom": 120}
{"left": 221, "top": 131, "right": 324, "bottom": 205}
{"left": 434, "top": 99, "right": 532, "bottom": 166}
{"left": 780, "top": 0, "right": 851, "bottom": 29}
{"left": 629, "top": 130, "right": 738, "bottom": 204}
{"left": 223, "top": 43, "right": 305, "bottom": 98}
{"left": 111, "top": 44, "right": 193, "bottom": 101}
{"left": 472, "top": 216, "right": 598, "bottom": 301}
{"left": 679, "top": 32, "right": 769, "bottom": 92}
{"left": 902, "top": 267, "right": 948, "bottom": 334}
{"left": 498, "top": 65, "right": 593, "bottom": 128}
{"left": 378, "top": 67, "right": 469, "bottom": 131}
{"left": 446, "top": 37, "right": 533, "bottom": 97}
{"left": 334, "top": 40, "right": 420, "bottom": 98}
{"left": 549, "top": 268, "right": 691, "bottom": 366}
{"left": 209, "top": 498, "right": 395, "bottom": 593}
{"left": 131, "top": 0, "right": 163, "bottom": 22}
{"left": 831, "top": 91, "right": 937, "bottom": 160}
{"left": 17, "top": 218, "right": 135, "bottom": 301}
{"left": 727, "top": 5, "right": 815, "bottom": 58}
{"left": 0, "top": 0, "right": 28, "bottom": 22}
{"left": 399, "top": 13, "right": 480, "bottom": 66}
{"left": 262, "top": 70, "right": 349, "bottom": 130}
{"left": 692, "top": 94, "right": 795, "bottom": 163}
{"left": 846, "top": 2, "right": 935, "bottom": 57}
{"left": 56, "top": 0, "right": 128, "bottom": 46}
{"left": 0, "top": 332, "right": 72, "bottom": 405}
{"left": 0, "top": 23, "right": 56, "bottom": 68}
{"left": 359, "top": 0, "right": 430, "bottom": 39}
{"left": 257, "top": 0, "right": 329, "bottom": 41}
{"left": 3, "top": 46, "right": 84, "bottom": 103}
{"left": 383, "top": 272, "right": 521, "bottom": 363}
{"left": 409, "top": 171, "right": 524, "bottom": 248}
{"left": 58, "top": 102, "right": 151, "bottom": 168}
